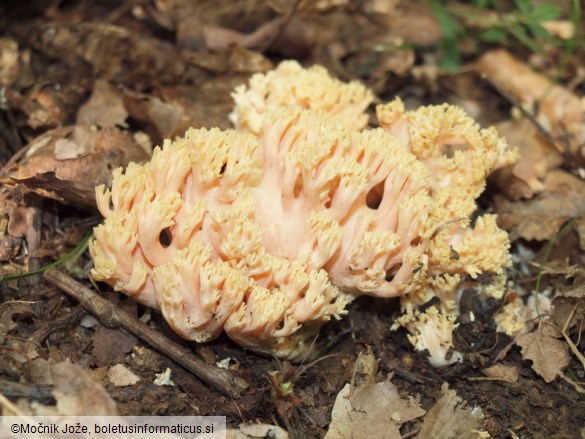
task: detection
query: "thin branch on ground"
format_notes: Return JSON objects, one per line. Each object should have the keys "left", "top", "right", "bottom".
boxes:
{"left": 43, "top": 269, "right": 250, "bottom": 399}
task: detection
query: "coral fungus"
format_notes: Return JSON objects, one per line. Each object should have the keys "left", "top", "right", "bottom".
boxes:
{"left": 91, "top": 61, "right": 518, "bottom": 364}
{"left": 91, "top": 107, "right": 435, "bottom": 358}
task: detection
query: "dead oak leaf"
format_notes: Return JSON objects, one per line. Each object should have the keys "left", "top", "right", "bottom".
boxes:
{"left": 417, "top": 382, "right": 484, "bottom": 438}
{"left": 77, "top": 79, "right": 128, "bottom": 128}
{"left": 515, "top": 325, "right": 570, "bottom": 383}
{"left": 51, "top": 362, "right": 118, "bottom": 415}
{"left": 325, "top": 381, "right": 425, "bottom": 439}
{"left": 481, "top": 364, "right": 519, "bottom": 383}
{"left": 495, "top": 170, "right": 585, "bottom": 242}
{"left": 13, "top": 125, "right": 149, "bottom": 208}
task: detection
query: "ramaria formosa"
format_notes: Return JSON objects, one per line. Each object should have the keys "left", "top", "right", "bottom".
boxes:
{"left": 91, "top": 61, "right": 518, "bottom": 364}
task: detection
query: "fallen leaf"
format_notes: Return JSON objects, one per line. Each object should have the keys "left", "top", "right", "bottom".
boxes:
{"left": 202, "top": 15, "right": 315, "bottom": 58}
{"left": 183, "top": 47, "right": 272, "bottom": 74}
{"left": 107, "top": 364, "right": 140, "bottom": 387}
{"left": 481, "top": 364, "right": 519, "bottom": 383}
{"left": 416, "top": 382, "right": 484, "bottom": 438}
{"left": 0, "top": 301, "right": 33, "bottom": 335}
{"left": 325, "top": 381, "right": 425, "bottom": 439}
{"left": 515, "top": 322, "right": 570, "bottom": 383}
{"left": 0, "top": 236, "right": 22, "bottom": 261}
{"left": 13, "top": 125, "right": 149, "bottom": 208}
{"left": 91, "top": 326, "right": 138, "bottom": 368}
{"left": 226, "top": 423, "right": 289, "bottom": 439}
{"left": 6, "top": 206, "right": 35, "bottom": 238}
{"left": 0, "top": 37, "right": 19, "bottom": 87}
{"left": 77, "top": 79, "right": 128, "bottom": 127}
{"left": 552, "top": 275, "right": 585, "bottom": 332}
{"left": 495, "top": 170, "right": 585, "bottom": 242}
{"left": 490, "top": 119, "right": 563, "bottom": 200}
{"left": 352, "top": 346, "right": 378, "bottom": 386}
{"left": 51, "top": 362, "right": 118, "bottom": 415}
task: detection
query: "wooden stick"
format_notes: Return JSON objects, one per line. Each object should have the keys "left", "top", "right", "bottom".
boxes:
{"left": 43, "top": 269, "right": 249, "bottom": 399}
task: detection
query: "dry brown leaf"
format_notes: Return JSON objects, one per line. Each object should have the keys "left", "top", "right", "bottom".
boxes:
{"left": 0, "top": 38, "right": 19, "bottom": 87}
{"left": 481, "top": 364, "right": 519, "bottom": 383}
{"left": 552, "top": 276, "right": 585, "bottom": 332}
{"left": 477, "top": 49, "right": 584, "bottom": 160}
{"left": 51, "top": 362, "right": 118, "bottom": 415}
{"left": 226, "top": 423, "right": 289, "bottom": 439}
{"left": 0, "top": 236, "right": 22, "bottom": 261}
{"left": 107, "top": 364, "right": 140, "bottom": 387}
{"left": 0, "top": 301, "right": 33, "bottom": 335}
{"left": 352, "top": 346, "right": 378, "bottom": 387}
{"left": 184, "top": 47, "right": 272, "bottom": 74}
{"left": 123, "top": 82, "right": 238, "bottom": 141}
{"left": 416, "top": 382, "right": 484, "bottom": 439}
{"left": 13, "top": 125, "right": 149, "bottom": 208}
{"left": 495, "top": 170, "right": 585, "bottom": 242}
{"left": 91, "top": 326, "right": 138, "bottom": 368}
{"left": 202, "top": 15, "right": 315, "bottom": 58}
{"left": 490, "top": 119, "right": 563, "bottom": 200}
{"left": 6, "top": 206, "right": 35, "bottom": 238}
{"left": 392, "top": 3, "right": 442, "bottom": 46}
{"left": 325, "top": 381, "right": 425, "bottom": 439}
{"left": 35, "top": 23, "right": 188, "bottom": 86}
{"left": 77, "top": 79, "right": 128, "bottom": 127}
{"left": 515, "top": 323, "right": 570, "bottom": 383}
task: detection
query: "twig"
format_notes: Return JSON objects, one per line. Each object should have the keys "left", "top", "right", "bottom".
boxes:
{"left": 43, "top": 269, "right": 250, "bottom": 399}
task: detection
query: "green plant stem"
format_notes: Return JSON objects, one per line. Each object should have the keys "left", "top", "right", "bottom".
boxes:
{"left": 0, "top": 231, "right": 92, "bottom": 282}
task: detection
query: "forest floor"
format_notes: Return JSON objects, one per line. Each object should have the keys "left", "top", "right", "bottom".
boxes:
{"left": 1, "top": 1, "right": 584, "bottom": 438}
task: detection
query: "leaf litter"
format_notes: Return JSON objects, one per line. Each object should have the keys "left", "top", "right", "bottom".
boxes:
{"left": 1, "top": 0, "right": 585, "bottom": 437}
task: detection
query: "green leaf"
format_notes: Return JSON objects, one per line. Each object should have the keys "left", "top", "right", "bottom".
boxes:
{"left": 529, "top": 4, "right": 561, "bottom": 22}
{"left": 439, "top": 42, "right": 461, "bottom": 72}
{"left": 528, "top": 22, "right": 551, "bottom": 39}
{"left": 473, "top": 0, "right": 492, "bottom": 8}
{"left": 514, "top": 0, "right": 532, "bottom": 15}
{"left": 481, "top": 27, "right": 507, "bottom": 42}
{"left": 433, "top": 6, "right": 462, "bottom": 40}
{"left": 0, "top": 231, "right": 92, "bottom": 282}
{"left": 508, "top": 23, "right": 538, "bottom": 51}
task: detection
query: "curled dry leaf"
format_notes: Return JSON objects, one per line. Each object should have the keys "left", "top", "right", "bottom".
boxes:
{"left": 495, "top": 170, "right": 585, "bottom": 242}
{"left": 490, "top": 119, "right": 563, "bottom": 200}
{"left": 183, "top": 46, "right": 272, "bottom": 74}
{"left": 515, "top": 322, "right": 570, "bottom": 383}
{"left": 201, "top": 12, "right": 315, "bottom": 58}
{"left": 481, "top": 364, "right": 519, "bottom": 383}
{"left": 50, "top": 362, "right": 118, "bottom": 415}
{"left": 76, "top": 79, "right": 128, "bottom": 128}
{"left": 325, "top": 381, "right": 425, "bottom": 439}
{"left": 417, "top": 382, "right": 484, "bottom": 439}
{"left": 12, "top": 125, "right": 150, "bottom": 208}
{"left": 123, "top": 80, "right": 241, "bottom": 141}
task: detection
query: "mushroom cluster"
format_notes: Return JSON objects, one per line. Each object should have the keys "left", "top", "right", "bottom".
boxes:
{"left": 90, "top": 61, "right": 518, "bottom": 364}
